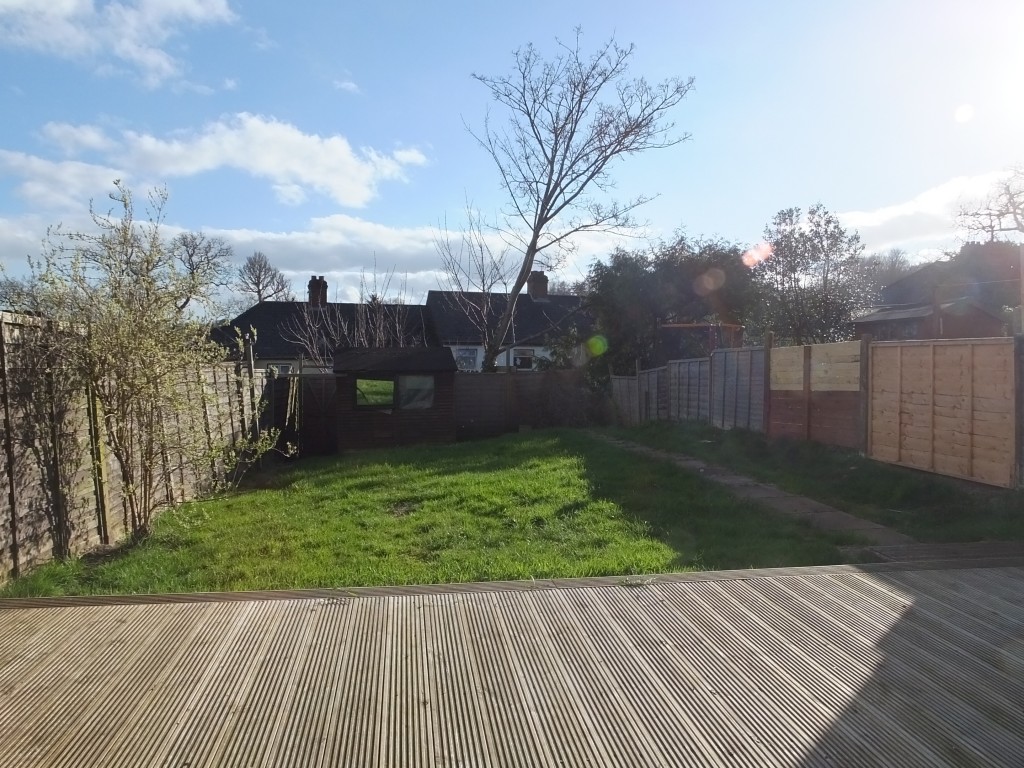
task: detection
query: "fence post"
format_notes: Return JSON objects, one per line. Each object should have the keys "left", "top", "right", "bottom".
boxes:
{"left": 86, "top": 384, "right": 110, "bottom": 546}
{"left": 763, "top": 332, "right": 774, "bottom": 436}
{"left": 44, "top": 354, "right": 66, "bottom": 546}
{"left": 0, "top": 316, "right": 19, "bottom": 578}
{"left": 802, "top": 345, "right": 812, "bottom": 441}
{"left": 1016, "top": 335, "right": 1023, "bottom": 487}
{"left": 859, "top": 334, "right": 873, "bottom": 455}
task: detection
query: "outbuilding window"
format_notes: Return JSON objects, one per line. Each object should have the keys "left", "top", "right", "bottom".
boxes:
{"left": 397, "top": 375, "right": 435, "bottom": 409}
{"left": 355, "top": 378, "right": 395, "bottom": 407}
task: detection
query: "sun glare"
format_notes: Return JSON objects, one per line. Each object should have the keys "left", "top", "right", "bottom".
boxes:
{"left": 742, "top": 241, "right": 773, "bottom": 268}
{"left": 954, "top": 104, "right": 975, "bottom": 123}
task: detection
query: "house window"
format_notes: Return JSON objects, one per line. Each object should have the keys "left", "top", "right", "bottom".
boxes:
{"left": 397, "top": 375, "right": 435, "bottom": 409}
{"left": 455, "top": 348, "right": 479, "bottom": 371}
{"left": 272, "top": 364, "right": 291, "bottom": 376}
{"left": 355, "top": 378, "right": 395, "bottom": 407}
{"left": 513, "top": 348, "right": 535, "bottom": 370}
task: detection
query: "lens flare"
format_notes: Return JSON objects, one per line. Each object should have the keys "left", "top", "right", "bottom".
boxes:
{"left": 742, "top": 241, "right": 773, "bottom": 268}
{"left": 586, "top": 334, "right": 608, "bottom": 357}
{"left": 693, "top": 267, "right": 726, "bottom": 297}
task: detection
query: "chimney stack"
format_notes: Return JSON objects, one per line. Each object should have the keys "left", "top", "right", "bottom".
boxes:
{"left": 526, "top": 270, "right": 548, "bottom": 300}
{"left": 308, "top": 275, "right": 329, "bottom": 307}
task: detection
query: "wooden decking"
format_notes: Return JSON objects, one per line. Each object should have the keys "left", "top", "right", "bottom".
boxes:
{"left": 2, "top": 561, "right": 1023, "bottom": 767}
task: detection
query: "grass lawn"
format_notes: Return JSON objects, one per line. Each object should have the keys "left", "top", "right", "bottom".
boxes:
{"left": 1, "top": 430, "right": 848, "bottom": 597}
{"left": 607, "top": 422, "right": 1024, "bottom": 542}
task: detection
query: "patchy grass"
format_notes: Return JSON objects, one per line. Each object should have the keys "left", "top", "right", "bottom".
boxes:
{"left": 1, "top": 431, "right": 846, "bottom": 597}
{"left": 606, "top": 422, "right": 1024, "bottom": 542}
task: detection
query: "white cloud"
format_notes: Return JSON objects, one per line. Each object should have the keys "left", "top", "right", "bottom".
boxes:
{"left": 840, "top": 172, "right": 1007, "bottom": 230}
{"left": 333, "top": 79, "right": 360, "bottom": 94}
{"left": 0, "top": 150, "right": 125, "bottom": 210}
{"left": 120, "top": 113, "right": 427, "bottom": 207}
{"left": 40, "top": 122, "right": 114, "bottom": 155}
{"left": 223, "top": 77, "right": 238, "bottom": 91}
{"left": 0, "top": 0, "right": 237, "bottom": 88}
{"left": 2, "top": 115, "right": 429, "bottom": 216}
{"left": 837, "top": 171, "right": 1011, "bottom": 253}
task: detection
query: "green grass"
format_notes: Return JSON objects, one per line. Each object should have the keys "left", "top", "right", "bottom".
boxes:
{"left": 355, "top": 377, "right": 395, "bottom": 406}
{"left": 605, "top": 422, "right": 1024, "bottom": 542}
{"left": 1, "top": 430, "right": 847, "bottom": 597}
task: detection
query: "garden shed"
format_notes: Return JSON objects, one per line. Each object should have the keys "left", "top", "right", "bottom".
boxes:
{"left": 333, "top": 347, "right": 457, "bottom": 451}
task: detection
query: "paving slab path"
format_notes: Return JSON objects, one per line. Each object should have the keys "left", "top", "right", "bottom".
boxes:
{"left": 590, "top": 432, "right": 916, "bottom": 547}
{"left": 591, "top": 432, "right": 1024, "bottom": 562}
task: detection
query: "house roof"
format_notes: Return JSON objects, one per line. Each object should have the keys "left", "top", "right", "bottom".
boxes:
{"left": 425, "top": 290, "right": 588, "bottom": 346}
{"left": 333, "top": 346, "right": 456, "bottom": 373}
{"left": 211, "top": 301, "right": 438, "bottom": 361}
{"left": 855, "top": 298, "right": 1006, "bottom": 325}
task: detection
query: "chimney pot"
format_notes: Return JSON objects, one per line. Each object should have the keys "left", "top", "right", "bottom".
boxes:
{"left": 527, "top": 270, "right": 549, "bottom": 300}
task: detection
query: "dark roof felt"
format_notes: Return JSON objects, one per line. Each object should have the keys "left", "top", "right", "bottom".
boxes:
{"left": 333, "top": 347, "right": 456, "bottom": 373}
{"left": 425, "top": 291, "right": 589, "bottom": 346}
{"left": 855, "top": 298, "right": 1006, "bottom": 325}
{"left": 211, "top": 301, "right": 438, "bottom": 361}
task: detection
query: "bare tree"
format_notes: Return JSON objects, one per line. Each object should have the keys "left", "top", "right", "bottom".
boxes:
{"left": 167, "top": 231, "right": 233, "bottom": 312}
{"left": 435, "top": 207, "right": 516, "bottom": 370}
{"left": 960, "top": 166, "right": 1024, "bottom": 240}
{"left": 463, "top": 30, "right": 694, "bottom": 370}
{"left": 864, "top": 247, "right": 915, "bottom": 295}
{"left": 279, "top": 267, "right": 419, "bottom": 369}
{"left": 6, "top": 182, "right": 267, "bottom": 540}
{"left": 236, "top": 251, "right": 295, "bottom": 304}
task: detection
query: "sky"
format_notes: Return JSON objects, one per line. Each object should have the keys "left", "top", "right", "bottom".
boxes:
{"left": 1, "top": 0, "right": 1022, "bottom": 305}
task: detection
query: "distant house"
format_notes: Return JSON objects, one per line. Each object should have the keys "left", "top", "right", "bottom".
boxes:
{"left": 333, "top": 347, "right": 457, "bottom": 450}
{"left": 853, "top": 297, "right": 1007, "bottom": 341}
{"left": 858, "top": 242, "right": 1019, "bottom": 341}
{"left": 212, "top": 276, "right": 436, "bottom": 373}
{"left": 426, "top": 271, "right": 588, "bottom": 371}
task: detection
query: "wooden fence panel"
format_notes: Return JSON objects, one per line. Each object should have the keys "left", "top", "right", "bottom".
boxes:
{"left": 710, "top": 347, "right": 766, "bottom": 431}
{"left": 769, "top": 341, "right": 865, "bottom": 450}
{"left": 637, "top": 367, "right": 668, "bottom": 423}
{"left": 667, "top": 358, "right": 710, "bottom": 422}
{"left": 455, "top": 374, "right": 515, "bottom": 439}
{"left": 868, "top": 338, "right": 1016, "bottom": 487}
{"left": 0, "top": 350, "right": 263, "bottom": 584}
{"left": 611, "top": 375, "right": 639, "bottom": 426}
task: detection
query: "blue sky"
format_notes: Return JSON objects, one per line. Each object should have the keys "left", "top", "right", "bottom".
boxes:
{"left": 1, "top": 0, "right": 1022, "bottom": 303}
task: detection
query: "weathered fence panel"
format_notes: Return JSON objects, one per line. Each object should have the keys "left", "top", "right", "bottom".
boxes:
{"left": 455, "top": 374, "right": 516, "bottom": 439}
{"left": 611, "top": 375, "right": 640, "bottom": 426}
{"left": 710, "top": 347, "right": 767, "bottom": 431}
{"left": 868, "top": 338, "right": 1016, "bottom": 487}
{"left": 667, "top": 358, "right": 710, "bottom": 422}
{"left": 638, "top": 367, "right": 668, "bottom": 423}
{"left": 0, "top": 337, "right": 264, "bottom": 584}
{"left": 769, "top": 340, "right": 865, "bottom": 450}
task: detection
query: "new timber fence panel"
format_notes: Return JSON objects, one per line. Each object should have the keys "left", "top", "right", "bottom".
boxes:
{"left": 868, "top": 338, "right": 1016, "bottom": 488}
{"left": 710, "top": 347, "right": 767, "bottom": 431}
{"left": 667, "top": 358, "right": 710, "bottom": 422}
{"left": 769, "top": 341, "right": 865, "bottom": 450}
